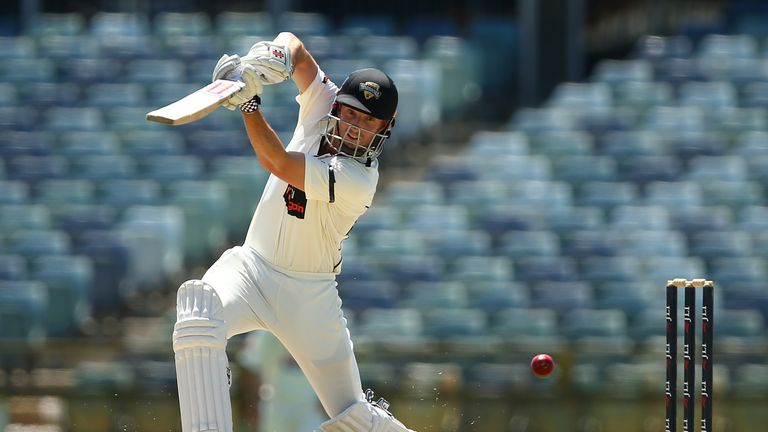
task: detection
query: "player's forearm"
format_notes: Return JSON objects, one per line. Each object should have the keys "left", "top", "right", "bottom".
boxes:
{"left": 273, "top": 32, "right": 317, "bottom": 92}
{"left": 242, "top": 110, "right": 305, "bottom": 188}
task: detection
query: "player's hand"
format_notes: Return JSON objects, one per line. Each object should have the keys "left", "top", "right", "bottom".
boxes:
{"left": 241, "top": 41, "right": 292, "bottom": 85}
{"left": 212, "top": 53, "right": 241, "bottom": 82}
{"left": 225, "top": 64, "right": 263, "bottom": 110}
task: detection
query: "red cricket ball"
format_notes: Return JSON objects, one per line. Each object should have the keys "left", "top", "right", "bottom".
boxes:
{"left": 531, "top": 353, "right": 555, "bottom": 377}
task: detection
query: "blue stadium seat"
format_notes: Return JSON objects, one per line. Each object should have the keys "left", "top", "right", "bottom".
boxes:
{"left": 337, "top": 280, "right": 398, "bottom": 312}
{"left": 0, "top": 83, "right": 17, "bottom": 107}
{"left": 546, "top": 206, "right": 605, "bottom": 233}
{"left": 50, "top": 204, "right": 116, "bottom": 237}
{"left": 6, "top": 156, "right": 69, "bottom": 184}
{"left": 20, "top": 82, "right": 81, "bottom": 108}
{"left": 530, "top": 130, "right": 594, "bottom": 157}
{"left": 562, "top": 309, "right": 628, "bottom": 339}
{"left": 421, "top": 307, "right": 486, "bottom": 339}
{"left": 166, "top": 180, "right": 229, "bottom": 262}
{"left": 745, "top": 156, "right": 768, "bottom": 183}
{"left": 90, "top": 12, "right": 149, "bottom": 36}
{"left": 470, "top": 155, "right": 552, "bottom": 182}
{"left": 0, "top": 131, "right": 55, "bottom": 157}
{"left": 32, "top": 13, "right": 85, "bottom": 36}
{"left": 667, "top": 130, "right": 727, "bottom": 160}
{"left": 0, "top": 255, "right": 26, "bottom": 281}
{"left": 125, "top": 59, "right": 185, "bottom": 84}
{"left": 154, "top": 12, "right": 211, "bottom": 37}
{"left": 215, "top": 12, "right": 273, "bottom": 37}
{"left": 609, "top": 205, "right": 671, "bottom": 230}
{"left": 560, "top": 230, "right": 620, "bottom": 258}
{"left": 699, "top": 34, "right": 757, "bottom": 59}
{"left": 601, "top": 130, "right": 669, "bottom": 161}
{"left": 401, "top": 281, "right": 467, "bottom": 310}
{"left": 466, "top": 281, "right": 529, "bottom": 314}
{"left": 350, "top": 205, "right": 401, "bottom": 236}
{"left": 118, "top": 130, "right": 184, "bottom": 156}
{"left": 716, "top": 309, "right": 764, "bottom": 340}
{"left": 516, "top": 257, "right": 579, "bottom": 283}
{"left": 549, "top": 82, "right": 612, "bottom": 109}
{"left": 58, "top": 131, "right": 121, "bottom": 156}
{"left": 591, "top": 59, "right": 654, "bottom": 84}
{"left": 404, "top": 16, "right": 457, "bottom": 42}
{"left": 699, "top": 181, "right": 763, "bottom": 208}
{"left": 99, "top": 179, "right": 161, "bottom": 211}
{"left": 84, "top": 83, "right": 146, "bottom": 107}
{"left": 498, "top": 230, "right": 560, "bottom": 258}
{"left": 445, "top": 180, "right": 508, "bottom": 216}
{"left": 383, "top": 180, "right": 444, "bottom": 207}
{"left": 72, "top": 230, "right": 131, "bottom": 315}
{"left": 359, "top": 36, "right": 418, "bottom": 63}
{"left": 35, "top": 179, "right": 96, "bottom": 206}
{"left": 737, "top": 206, "right": 768, "bottom": 232}
{"left": 642, "top": 256, "right": 706, "bottom": 283}
{"left": 689, "top": 230, "right": 752, "bottom": 259}
{"left": 32, "top": 254, "right": 93, "bottom": 336}
{"left": 184, "top": 130, "right": 249, "bottom": 158}
{"left": 356, "top": 308, "right": 424, "bottom": 343}
{"left": 633, "top": 35, "right": 692, "bottom": 60}
{"left": 0, "top": 181, "right": 29, "bottom": 204}
{"left": 580, "top": 256, "right": 642, "bottom": 283}
{"left": 577, "top": 181, "right": 638, "bottom": 210}
{"left": 422, "top": 229, "right": 492, "bottom": 259}
{"left": 686, "top": 156, "right": 747, "bottom": 182}
{"left": 669, "top": 205, "right": 733, "bottom": 234}
{"left": 70, "top": 155, "right": 137, "bottom": 180}
{"left": 0, "top": 58, "right": 56, "bottom": 82}
{"left": 552, "top": 155, "right": 617, "bottom": 185}
{"left": 404, "top": 204, "right": 469, "bottom": 231}
{"left": 644, "top": 181, "right": 702, "bottom": 208}
{"left": 36, "top": 35, "right": 98, "bottom": 59}
{"left": 0, "top": 32, "right": 26, "bottom": 57}
{"left": 335, "top": 255, "right": 381, "bottom": 284}
{"left": 530, "top": 280, "right": 593, "bottom": 314}
{"left": 387, "top": 254, "right": 444, "bottom": 285}
{"left": 512, "top": 108, "right": 576, "bottom": 133}
{"left": 0, "top": 281, "right": 46, "bottom": 344}
{"left": 741, "top": 82, "right": 768, "bottom": 109}
{"left": 138, "top": 155, "right": 204, "bottom": 184}
{"left": 341, "top": 14, "right": 396, "bottom": 37}
{"left": 491, "top": 307, "right": 558, "bottom": 339}
{"left": 611, "top": 82, "right": 673, "bottom": 112}
{"left": 59, "top": 58, "right": 121, "bottom": 83}
{"left": 0, "top": 204, "right": 52, "bottom": 231}
{"left": 735, "top": 131, "right": 768, "bottom": 157}
{"left": 117, "top": 205, "right": 184, "bottom": 289}
{"left": 709, "top": 257, "right": 767, "bottom": 284}
{"left": 645, "top": 106, "right": 705, "bottom": 132}
{"left": 506, "top": 180, "right": 571, "bottom": 207}
{"left": 354, "top": 229, "right": 426, "bottom": 258}
{"left": 0, "top": 107, "right": 37, "bottom": 130}
{"left": 384, "top": 59, "right": 442, "bottom": 138}
{"left": 279, "top": 12, "right": 331, "bottom": 37}
{"left": 594, "top": 281, "right": 657, "bottom": 314}
{"left": 618, "top": 155, "right": 680, "bottom": 185}
{"left": 678, "top": 81, "right": 736, "bottom": 110}
{"left": 466, "top": 131, "right": 530, "bottom": 157}
{"left": 5, "top": 229, "right": 71, "bottom": 258}
{"left": 615, "top": 230, "right": 688, "bottom": 257}
{"left": 426, "top": 156, "right": 479, "bottom": 187}
{"left": 709, "top": 107, "right": 767, "bottom": 135}
{"left": 448, "top": 256, "right": 513, "bottom": 283}
{"left": 95, "top": 34, "right": 156, "bottom": 58}
{"left": 45, "top": 107, "right": 103, "bottom": 131}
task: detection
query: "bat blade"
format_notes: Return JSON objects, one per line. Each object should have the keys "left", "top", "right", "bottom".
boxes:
{"left": 146, "top": 79, "right": 245, "bottom": 125}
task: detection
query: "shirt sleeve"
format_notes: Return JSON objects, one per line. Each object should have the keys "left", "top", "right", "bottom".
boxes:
{"left": 304, "top": 155, "right": 377, "bottom": 214}
{"left": 295, "top": 68, "right": 338, "bottom": 127}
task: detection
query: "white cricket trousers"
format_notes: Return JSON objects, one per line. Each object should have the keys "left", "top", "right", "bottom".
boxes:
{"left": 202, "top": 245, "right": 364, "bottom": 418}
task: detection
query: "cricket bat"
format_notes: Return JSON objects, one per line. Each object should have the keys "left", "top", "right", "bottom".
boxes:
{"left": 145, "top": 79, "right": 245, "bottom": 125}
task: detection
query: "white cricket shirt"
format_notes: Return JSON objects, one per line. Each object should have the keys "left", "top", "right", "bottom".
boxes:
{"left": 244, "top": 69, "right": 379, "bottom": 273}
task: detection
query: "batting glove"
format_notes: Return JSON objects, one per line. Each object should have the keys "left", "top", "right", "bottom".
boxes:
{"left": 225, "top": 64, "right": 263, "bottom": 111}
{"left": 241, "top": 41, "right": 293, "bottom": 85}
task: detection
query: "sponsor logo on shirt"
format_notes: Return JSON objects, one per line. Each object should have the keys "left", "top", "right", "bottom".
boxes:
{"left": 283, "top": 184, "right": 307, "bottom": 219}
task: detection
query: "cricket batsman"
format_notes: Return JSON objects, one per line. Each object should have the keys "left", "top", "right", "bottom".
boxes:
{"left": 171, "top": 31, "right": 416, "bottom": 432}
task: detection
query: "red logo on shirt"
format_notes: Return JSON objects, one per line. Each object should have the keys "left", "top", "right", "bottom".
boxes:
{"left": 283, "top": 184, "right": 307, "bottom": 219}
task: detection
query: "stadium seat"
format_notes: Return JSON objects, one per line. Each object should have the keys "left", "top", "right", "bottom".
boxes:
{"left": 401, "top": 281, "right": 467, "bottom": 310}
{"left": 166, "top": 180, "right": 229, "bottom": 262}
{"left": 421, "top": 307, "right": 487, "bottom": 339}
{"left": 404, "top": 16, "right": 457, "bottom": 42}
{"left": 0, "top": 281, "right": 46, "bottom": 344}
{"left": 36, "top": 35, "right": 98, "bottom": 59}
{"left": 404, "top": 204, "right": 469, "bottom": 231}
{"left": 498, "top": 230, "right": 560, "bottom": 258}
{"left": 184, "top": 130, "right": 249, "bottom": 158}
{"left": 642, "top": 256, "right": 706, "bottom": 283}
{"left": 5, "top": 229, "right": 71, "bottom": 258}
{"left": 98, "top": 179, "right": 161, "bottom": 211}
{"left": 618, "top": 155, "right": 680, "bottom": 185}
{"left": 337, "top": 280, "right": 398, "bottom": 312}
{"left": 125, "top": 59, "right": 185, "bottom": 84}
{"left": 546, "top": 206, "right": 605, "bottom": 233}
{"left": 138, "top": 155, "right": 204, "bottom": 184}
{"left": 32, "top": 254, "right": 93, "bottom": 336}
{"left": 466, "top": 131, "right": 530, "bottom": 157}
{"left": 58, "top": 58, "right": 121, "bottom": 83}
{"left": 669, "top": 205, "right": 733, "bottom": 234}
{"left": 516, "top": 257, "right": 579, "bottom": 283}
{"left": 341, "top": 14, "right": 396, "bottom": 37}
{"left": 560, "top": 230, "right": 620, "bottom": 258}
{"left": 359, "top": 36, "right": 418, "bottom": 63}
{"left": 422, "top": 229, "right": 492, "bottom": 259}
{"left": 0, "top": 58, "right": 56, "bottom": 83}
{"left": 615, "top": 229, "right": 688, "bottom": 257}
{"left": 84, "top": 83, "right": 146, "bottom": 108}
{"left": 562, "top": 308, "right": 628, "bottom": 339}
{"left": 552, "top": 155, "right": 617, "bottom": 185}
{"left": 58, "top": 131, "right": 121, "bottom": 156}
{"left": 70, "top": 155, "right": 137, "bottom": 180}
{"left": 592, "top": 59, "right": 654, "bottom": 85}
{"left": 0, "top": 204, "right": 52, "bottom": 231}
{"left": 0, "top": 181, "right": 29, "bottom": 204}
{"left": 32, "top": 13, "right": 85, "bottom": 36}
{"left": 580, "top": 256, "right": 642, "bottom": 283}
{"left": 491, "top": 308, "right": 558, "bottom": 339}
{"left": 689, "top": 230, "right": 752, "bottom": 259}
{"left": 214, "top": 11, "right": 273, "bottom": 37}
{"left": 473, "top": 155, "right": 552, "bottom": 182}
{"left": 45, "top": 107, "right": 103, "bottom": 131}
{"left": 154, "top": 12, "right": 211, "bottom": 37}
{"left": 426, "top": 156, "right": 479, "bottom": 187}
{"left": 611, "top": 82, "right": 673, "bottom": 112}
{"left": 0, "top": 36, "right": 34, "bottom": 59}
{"left": 90, "top": 12, "right": 149, "bottom": 36}
{"left": 355, "top": 308, "right": 425, "bottom": 349}
{"left": 0, "top": 255, "right": 26, "bottom": 281}
{"left": 609, "top": 205, "right": 671, "bottom": 230}
{"left": 6, "top": 156, "right": 69, "bottom": 184}
{"left": 448, "top": 256, "right": 513, "bottom": 283}
{"left": 35, "top": 179, "right": 96, "bottom": 206}
{"left": 709, "top": 257, "right": 768, "bottom": 284}
{"left": 0, "top": 131, "right": 55, "bottom": 157}
{"left": 594, "top": 281, "right": 657, "bottom": 314}
{"left": 383, "top": 180, "right": 444, "bottom": 207}
{"left": 644, "top": 181, "right": 702, "bottom": 208}
{"left": 358, "top": 229, "right": 426, "bottom": 258}
{"left": 549, "top": 82, "right": 612, "bottom": 109}
{"left": 601, "top": 129, "right": 667, "bottom": 160}
{"left": 386, "top": 254, "right": 444, "bottom": 285}
{"left": 699, "top": 181, "right": 763, "bottom": 208}
{"left": 506, "top": 180, "right": 571, "bottom": 207}
{"left": 118, "top": 130, "right": 185, "bottom": 156}
{"left": 117, "top": 205, "right": 185, "bottom": 289}
{"left": 446, "top": 180, "right": 509, "bottom": 217}
{"left": 50, "top": 204, "right": 116, "bottom": 237}
{"left": 577, "top": 181, "right": 638, "bottom": 210}
{"left": 279, "top": 12, "right": 331, "bottom": 37}
{"left": 466, "top": 281, "right": 529, "bottom": 314}
{"left": 678, "top": 81, "right": 736, "bottom": 110}
{"left": 529, "top": 130, "right": 594, "bottom": 157}
{"left": 72, "top": 230, "right": 131, "bottom": 315}
{"left": 737, "top": 206, "right": 768, "bottom": 232}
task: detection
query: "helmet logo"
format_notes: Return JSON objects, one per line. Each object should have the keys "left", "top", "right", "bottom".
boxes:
{"left": 359, "top": 81, "right": 381, "bottom": 100}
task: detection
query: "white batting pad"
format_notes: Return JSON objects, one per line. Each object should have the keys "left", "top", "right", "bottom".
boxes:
{"left": 173, "top": 280, "right": 233, "bottom": 432}
{"left": 319, "top": 400, "right": 415, "bottom": 432}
